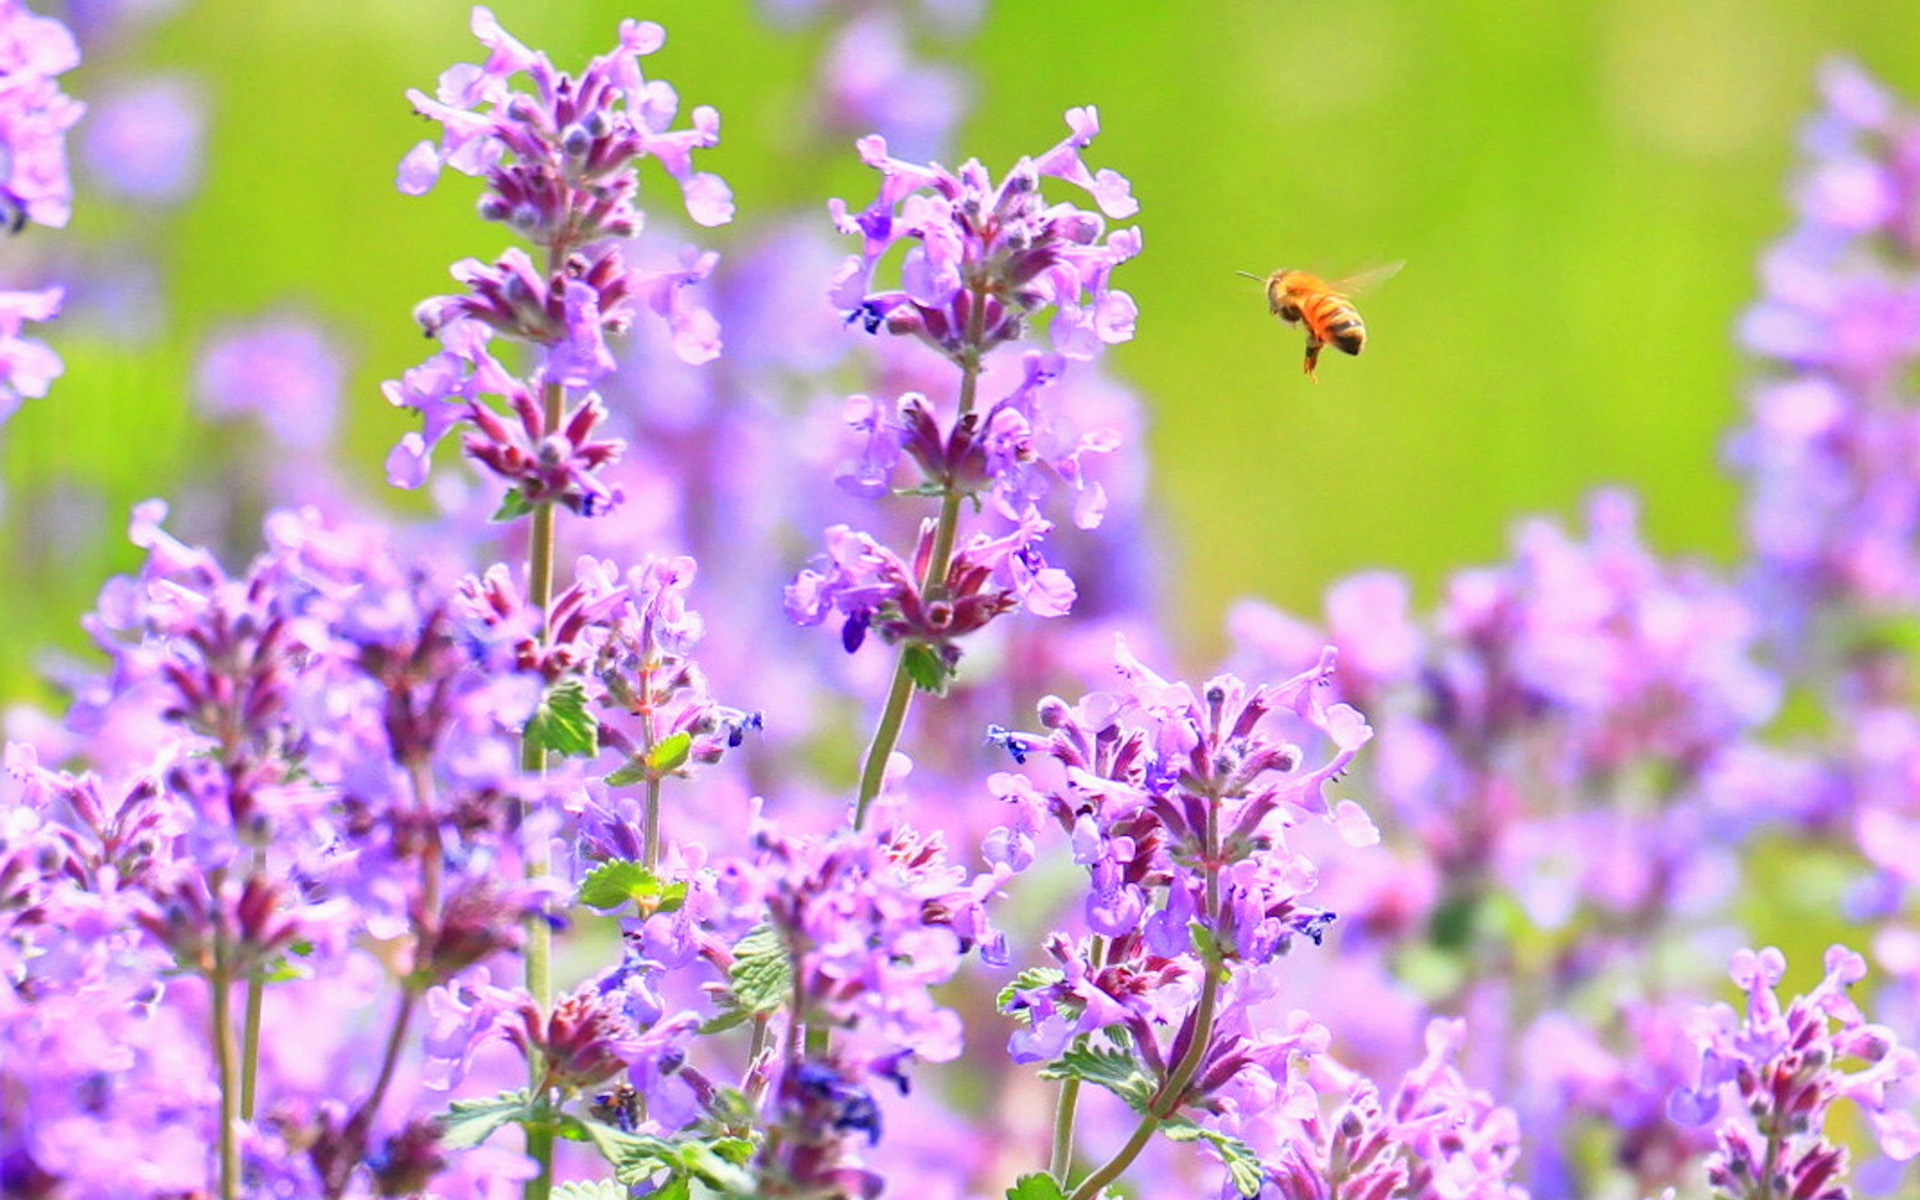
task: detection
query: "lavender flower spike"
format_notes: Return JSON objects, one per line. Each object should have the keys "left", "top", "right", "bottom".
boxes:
{"left": 0, "top": 0, "right": 83, "bottom": 231}
{"left": 829, "top": 106, "right": 1141, "bottom": 362}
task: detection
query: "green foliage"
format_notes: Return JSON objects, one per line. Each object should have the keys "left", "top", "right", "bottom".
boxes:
{"left": 649, "top": 730, "right": 693, "bottom": 773}
{"left": 996, "top": 965, "right": 1065, "bottom": 1016}
{"left": 1163, "top": 1117, "right": 1265, "bottom": 1198}
{"left": 578, "top": 859, "right": 689, "bottom": 914}
{"left": 526, "top": 679, "right": 599, "bottom": 758}
{"left": 606, "top": 730, "right": 694, "bottom": 786}
{"left": 491, "top": 490, "right": 535, "bottom": 523}
{"left": 904, "top": 642, "right": 955, "bottom": 695}
{"left": 1038, "top": 1044, "right": 1154, "bottom": 1111}
{"left": 702, "top": 921, "right": 791, "bottom": 1033}
{"left": 553, "top": 1182, "right": 629, "bottom": 1200}
{"left": 438, "top": 1090, "right": 536, "bottom": 1150}
{"left": 564, "top": 1115, "right": 756, "bottom": 1192}
{"left": 1007, "top": 1173, "right": 1068, "bottom": 1200}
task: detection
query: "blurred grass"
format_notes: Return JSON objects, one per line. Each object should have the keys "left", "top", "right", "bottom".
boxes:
{"left": 4, "top": 0, "right": 1920, "bottom": 700}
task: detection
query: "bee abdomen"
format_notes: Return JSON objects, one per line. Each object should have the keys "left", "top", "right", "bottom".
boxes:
{"left": 1320, "top": 303, "right": 1366, "bottom": 355}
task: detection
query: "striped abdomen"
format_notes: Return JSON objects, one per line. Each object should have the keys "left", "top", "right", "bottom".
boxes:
{"left": 1301, "top": 290, "right": 1366, "bottom": 356}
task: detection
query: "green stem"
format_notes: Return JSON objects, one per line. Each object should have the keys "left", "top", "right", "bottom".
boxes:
{"left": 850, "top": 289, "right": 988, "bottom": 831}
{"left": 1048, "top": 1076, "right": 1082, "bottom": 1180}
{"left": 210, "top": 954, "right": 240, "bottom": 1200}
{"left": 520, "top": 372, "right": 565, "bottom": 1200}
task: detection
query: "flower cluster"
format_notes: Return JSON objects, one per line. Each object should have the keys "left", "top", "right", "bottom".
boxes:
{"left": 1671, "top": 946, "right": 1920, "bottom": 1199}
{"left": 0, "top": 0, "right": 83, "bottom": 232}
{"left": 1262, "top": 1020, "right": 1524, "bottom": 1200}
{"left": 386, "top": 6, "right": 729, "bottom": 508}
{"left": 830, "top": 106, "right": 1140, "bottom": 363}
{"left": 1729, "top": 59, "right": 1920, "bottom": 620}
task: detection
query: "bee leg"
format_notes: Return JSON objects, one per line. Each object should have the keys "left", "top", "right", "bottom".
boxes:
{"left": 1303, "top": 340, "right": 1323, "bottom": 382}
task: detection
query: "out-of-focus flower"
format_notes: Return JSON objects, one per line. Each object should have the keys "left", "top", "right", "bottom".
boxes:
{"left": 0, "top": 284, "right": 62, "bottom": 422}
{"left": 195, "top": 313, "right": 345, "bottom": 449}
{"left": 0, "top": 0, "right": 83, "bottom": 231}
{"left": 80, "top": 74, "right": 204, "bottom": 204}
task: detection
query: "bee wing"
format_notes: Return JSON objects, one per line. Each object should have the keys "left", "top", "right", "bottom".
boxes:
{"left": 1326, "top": 260, "right": 1405, "bottom": 296}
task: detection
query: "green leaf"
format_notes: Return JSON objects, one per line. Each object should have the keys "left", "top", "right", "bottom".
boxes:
{"left": 903, "top": 642, "right": 953, "bottom": 695}
{"left": 553, "top": 1182, "right": 629, "bottom": 1200}
{"left": 996, "top": 965, "right": 1065, "bottom": 1015}
{"left": 604, "top": 759, "right": 648, "bottom": 787}
{"left": 491, "top": 489, "right": 535, "bottom": 523}
{"left": 728, "top": 922, "right": 792, "bottom": 1016}
{"left": 579, "top": 859, "right": 689, "bottom": 914}
{"left": 526, "top": 679, "right": 599, "bottom": 758}
{"left": 1038, "top": 1044, "right": 1155, "bottom": 1111}
{"left": 648, "top": 729, "right": 693, "bottom": 773}
{"left": 1162, "top": 1118, "right": 1266, "bottom": 1198}
{"left": 438, "top": 1089, "right": 535, "bottom": 1150}
{"left": 1007, "top": 1173, "right": 1068, "bottom": 1200}
{"left": 566, "top": 1117, "right": 756, "bottom": 1192}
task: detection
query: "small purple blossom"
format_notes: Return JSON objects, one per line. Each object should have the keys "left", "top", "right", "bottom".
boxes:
{"left": 79, "top": 73, "right": 204, "bottom": 204}
{"left": 1262, "top": 1020, "right": 1525, "bottom": 1200}
{"left": 829, "top": 106, "right": 1140, "bottom": 363}
{"left": 195, "top": 313, "right": 345, "bottom": 449}
{"left": 0, "top": 284, "right": 62, "bottom": 423}
{"left": 0, "top": 0, "right": 83, "bottom": 231}
{"left": 399, "top": 6, "right": 731, "bottom": 232}
{"left": 1672, "top": 945, "right": 1920, "bottom": 1199}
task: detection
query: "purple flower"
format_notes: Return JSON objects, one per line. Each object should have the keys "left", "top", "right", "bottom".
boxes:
{"left": 1257, "top": 1020, "right": 1524, "bottom": 1200}
{"left": 79, "top": 73, "right": 203, "bottom": 204}
{"left": 400, "top": 6, "right": 731, "bottom": 233}
{"left": 1728, "top": 59, "right": 1920, "bottom": 619}
{"left": 0, "top": 285, "right": 62, "bottom": 423}
{"left": 0, "top": 0, "right": 83, "bottom": 231}
{"left": 786, "top": 513, "right": 1074, "bottom": 670}
{"left": 388, "top": 6, "right": 730, "bottom": 504}
{"left": 194, "top": 313, "right": 344, "bottom": 449}
{"left": 829, "top": 106, "right": 1140, "bottom": 363}
{"left": 1672, "top": 944, "right": 1920, "bottom": 1198}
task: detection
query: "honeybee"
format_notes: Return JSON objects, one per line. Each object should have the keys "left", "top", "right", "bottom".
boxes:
{"left": 1241, "top": 262, "right": 1403, "bottom": 381}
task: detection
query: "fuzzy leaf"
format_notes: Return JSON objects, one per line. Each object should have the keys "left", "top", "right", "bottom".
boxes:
{"left": 579, "top": 859, "right": 689, "bottom": 914}
{"left": 1007, "top": 1174, "right": 1068, "bottom": 1200}
{"left": 903, "top": 642, "right": 953, "bottom": 695}
{"left": 567, "top": 1117, "right": 755, "bottom": 1192}
{"left": 526, "top": 679, "right": 599, "bottom": 758}
{"left": 554, "top": 1182, "right": 629, "bottom": 1200}
{"left": 604, "top": 759, "right": 648, "bottom": 787}
{"left": 1162, "top": 1117, "right": 1265, "bottom": 1198}
{"left": 727, "top": 922, "right": 791, "bottom": 1016}
{"left": 648, "top": 730, "right": 693, "bottom": 773}
{"left": 492, "top": 489, "right": 535, "bottom": 522}
{"left": 996, "top": 966, "right": 1065, "bottom": 1015}
{"left": 438, "top": 1089, "right": 535, "bottom": 1150}
{"left": 1038, "top": 1044, "right": 1154, "bottom": 1110}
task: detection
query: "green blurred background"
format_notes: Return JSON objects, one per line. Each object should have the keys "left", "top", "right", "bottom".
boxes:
{"left": 5, "top": 0, "right": 1920, "bottom": 698}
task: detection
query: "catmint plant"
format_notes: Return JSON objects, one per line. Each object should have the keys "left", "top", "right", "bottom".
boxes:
{"left": 15, "top": 8, "right": 1920, "bottom": 1200}
{"left": 790, "top": 109, "right": 1140, "bottom": 827}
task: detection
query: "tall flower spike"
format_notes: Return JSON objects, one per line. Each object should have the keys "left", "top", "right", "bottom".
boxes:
{"left": 829, "top": 106, "right": 1141, "bottom": 363}
{"left": 387, "top": 6, "right": 730, "bottom": 498}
